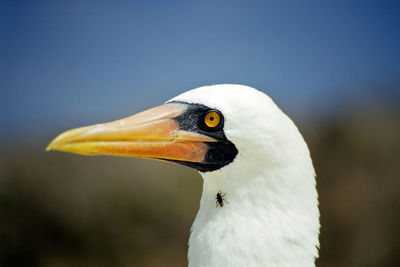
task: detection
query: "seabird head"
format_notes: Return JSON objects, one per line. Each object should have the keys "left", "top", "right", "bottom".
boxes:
{"left": 168, "top": 84, "right": 313, "bottom": 174}
{"left": 47, "top": 84, "right": 308, "bottom": 175}
{"left": 47, "top": 84, "right": 320, "bottom": 267}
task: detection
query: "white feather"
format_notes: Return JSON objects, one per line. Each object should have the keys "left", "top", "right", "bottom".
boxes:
{"left": 169, "top": 84, "right": 320, "bottom": 267}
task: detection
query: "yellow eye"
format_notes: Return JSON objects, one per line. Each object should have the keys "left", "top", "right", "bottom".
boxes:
{"left": 204, "top": 111, "right": 221, "bottom": 128}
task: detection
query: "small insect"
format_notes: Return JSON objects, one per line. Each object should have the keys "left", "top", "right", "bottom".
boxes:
{"left": 216, "top": 191, "right": 228, "bottom": 207}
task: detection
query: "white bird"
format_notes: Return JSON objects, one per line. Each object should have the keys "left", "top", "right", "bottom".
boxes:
{"left": 47, "top": 84, "right": 320, "bottom": 267}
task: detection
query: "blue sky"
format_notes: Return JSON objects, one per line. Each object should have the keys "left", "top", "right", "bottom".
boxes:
{"left": 1, "top": 0, "right": 399, "bottom": 141}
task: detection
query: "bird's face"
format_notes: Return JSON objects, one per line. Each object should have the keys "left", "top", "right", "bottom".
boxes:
{"left": 47, "top": 84, "right": 293, "bottom": 173}
{"left": 169, "top": 85, "right": 296, "bottom": 173}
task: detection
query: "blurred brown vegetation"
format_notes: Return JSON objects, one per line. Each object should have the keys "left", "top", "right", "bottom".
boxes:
{"left": 1, "top": 105, "right": 399, "bottom": 267}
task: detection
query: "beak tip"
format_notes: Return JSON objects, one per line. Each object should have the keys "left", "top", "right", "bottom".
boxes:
{"left": 46, "top": 129, "right": 75, "bottom": 152}
{"left": 46, "top": 134, "right": 64, "bottom": 152}
{"left": 46, "top": 139, "right": 57, "bottom": 151}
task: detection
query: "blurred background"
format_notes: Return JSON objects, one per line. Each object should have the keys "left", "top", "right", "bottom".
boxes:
{"left": 1, "top": 0, "right": 399, "bottom": 266}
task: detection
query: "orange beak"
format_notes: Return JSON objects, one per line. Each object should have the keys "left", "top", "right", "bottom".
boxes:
{"left": 46, "top": 103, "right": 216, "bottom": 163}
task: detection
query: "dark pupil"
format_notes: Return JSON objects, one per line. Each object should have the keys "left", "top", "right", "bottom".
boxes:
{"left": 209, "top": 116, "right": 214, "bottom": 121}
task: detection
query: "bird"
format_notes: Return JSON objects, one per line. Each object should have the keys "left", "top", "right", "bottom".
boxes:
{"left": 47, "top": 84, "right": 320, "bottom": 267}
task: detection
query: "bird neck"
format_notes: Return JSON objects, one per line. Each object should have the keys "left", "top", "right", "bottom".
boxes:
{"left": 188, "top": 160, "right": 320, "bottom": 267}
